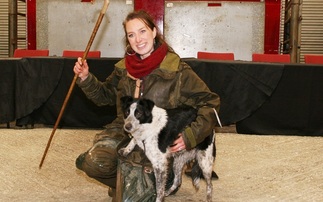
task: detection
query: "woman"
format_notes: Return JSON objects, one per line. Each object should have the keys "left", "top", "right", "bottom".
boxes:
{"left": 74, "top": 10, "right": 220, "bottom": 199}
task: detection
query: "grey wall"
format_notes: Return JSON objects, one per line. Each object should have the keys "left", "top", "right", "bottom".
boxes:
{"left": 165, "top": 1, "right": 264, "bottom": 60}
{"left": 37, "top": 0, "right": 265, "bottom": 60}
{"left": 37, "top": 0, "right": 133, "bottom": 57}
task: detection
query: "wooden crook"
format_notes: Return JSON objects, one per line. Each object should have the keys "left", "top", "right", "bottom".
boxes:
{"left": 39, "top": 0, "right": 110, "bottom": 169}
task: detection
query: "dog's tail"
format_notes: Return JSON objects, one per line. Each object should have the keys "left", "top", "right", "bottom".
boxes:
{"left": 191, "top": 161, "right": 202, "bottom": 191}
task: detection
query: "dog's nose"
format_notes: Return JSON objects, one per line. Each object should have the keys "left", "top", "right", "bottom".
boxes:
{"left": 124, "top": 123, "right": 132, "bottom": 131}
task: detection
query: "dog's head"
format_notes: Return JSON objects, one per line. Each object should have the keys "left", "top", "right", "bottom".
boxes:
{"left": 120, "top": 96, "right": 155, "bottom": 133}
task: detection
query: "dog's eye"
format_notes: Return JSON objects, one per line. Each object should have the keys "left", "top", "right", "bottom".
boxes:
{"left": 135, "top": 110, "right": 143, "bottom": 118}
{"left": 124, "top": 109, "right": 130, "bottom": 117}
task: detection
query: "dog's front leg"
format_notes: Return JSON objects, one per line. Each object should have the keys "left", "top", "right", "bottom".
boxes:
{"left": 118, "top": 139, "right": 136, "bottom": 157}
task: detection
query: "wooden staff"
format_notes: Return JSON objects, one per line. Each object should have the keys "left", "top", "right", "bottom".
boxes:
{"left": 39, "top": 0, "right": 110, "bottom": 169}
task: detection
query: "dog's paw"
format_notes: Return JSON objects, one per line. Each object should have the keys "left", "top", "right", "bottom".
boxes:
{"left": 165, "top": 188, "right": 174, "bottom": 196}
{"left": 118, "top": 148, "right": 129, "bottom": 157}
{"left": 165, "top": 190, "right": 171, "bottom": 197}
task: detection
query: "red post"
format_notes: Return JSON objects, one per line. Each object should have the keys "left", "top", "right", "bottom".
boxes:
{"left": 134, "top": 0, "right": 165, "bottom": 34}
{"left": 27, "top": 0, "right": 36, "bottom": 49}
{"left": 264, "top": 0, "right": 281, "bottom": 54}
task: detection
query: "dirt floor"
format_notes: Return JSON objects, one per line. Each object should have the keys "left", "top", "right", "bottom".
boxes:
{"left": 0, "top": 124, "right": 322, "bottom": 201}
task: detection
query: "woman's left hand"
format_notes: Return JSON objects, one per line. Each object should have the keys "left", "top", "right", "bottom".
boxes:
{"left": 169, "top": 133, "right": 186, "bottom": 153}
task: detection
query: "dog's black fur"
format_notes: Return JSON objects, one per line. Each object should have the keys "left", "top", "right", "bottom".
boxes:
{"left": 119, "top": 96, "right": 215, "bottom": 202}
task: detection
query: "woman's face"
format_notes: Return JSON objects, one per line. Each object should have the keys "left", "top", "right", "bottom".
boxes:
{"left": 126, "top": 18, "right": 157, "bottom": 59}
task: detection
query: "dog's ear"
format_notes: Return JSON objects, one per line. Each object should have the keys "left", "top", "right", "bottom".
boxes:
{"left": 137, "top": 98, "right": 155, "bottom": 123}
{"left": 120, "top": 96, "right": 133, "bottom": 110}
{"left": 141, "top": 98, "right": 155, "bottom": 112}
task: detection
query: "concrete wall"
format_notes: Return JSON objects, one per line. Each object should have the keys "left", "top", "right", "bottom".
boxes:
{"left": 165, "top": 1, "right": 264, "bottom": 60}
{"left": 37, "top": 0, "right": 133, "bottom": 57}
{"left": 37, "top": 0, "right": 264, "bottom": 60}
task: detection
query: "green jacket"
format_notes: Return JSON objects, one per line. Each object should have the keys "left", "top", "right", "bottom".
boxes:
{"left": 76, "top": 52, "right": 220, "bottom": 150}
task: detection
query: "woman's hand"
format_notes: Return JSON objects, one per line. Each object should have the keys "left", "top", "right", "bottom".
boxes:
{"left": 73, "top": 57, "right": 89, "bottom": 81}
{"left": 169, "top": 133, "right": 186, "bottom": 153}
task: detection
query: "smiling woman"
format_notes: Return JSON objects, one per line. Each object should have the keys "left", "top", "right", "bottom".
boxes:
{"left": 125, "top": 18, "right": 156, "bottom": 59}
{"left": 73, "top": 9, "right": 220, "bottom": 201}
{"left": 123, "top": 10, "right": 159, "bottom": 59}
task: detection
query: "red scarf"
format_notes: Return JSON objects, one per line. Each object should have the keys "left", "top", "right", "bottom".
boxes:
{"left": 125, "top": 43, "right": 168, "bottom": 79}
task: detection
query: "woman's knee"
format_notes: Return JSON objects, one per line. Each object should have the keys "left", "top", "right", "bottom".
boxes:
{"left": 76, "top": 134, "right": 129, "bottom": 187}
{"left": 77, "top": 145, "right": 118, "bottom": 179}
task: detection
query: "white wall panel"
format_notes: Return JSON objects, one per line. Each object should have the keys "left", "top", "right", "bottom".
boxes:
{"left": 37, "top": 0, "right": 133, "bottom": 57}
{"left": 164, "top": 1, "right": 265, "bottom": 61}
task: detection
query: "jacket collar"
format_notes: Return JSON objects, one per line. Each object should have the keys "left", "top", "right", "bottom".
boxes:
{"left": 115, "top": 52, "right": 181, "bottom": 76}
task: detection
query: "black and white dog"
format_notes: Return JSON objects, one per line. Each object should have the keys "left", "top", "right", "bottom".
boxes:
{"left": 118, "top": 96, "right": 215, "bottom": 202}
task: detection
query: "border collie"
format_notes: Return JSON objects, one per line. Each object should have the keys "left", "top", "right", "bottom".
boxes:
{"left": 118, "top": 96, "right": 215, "bottom": 202}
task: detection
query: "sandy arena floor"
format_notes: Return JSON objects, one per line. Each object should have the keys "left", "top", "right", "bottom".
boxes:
{"left": 0, "top": 125, "right": 322, "bottom": 201}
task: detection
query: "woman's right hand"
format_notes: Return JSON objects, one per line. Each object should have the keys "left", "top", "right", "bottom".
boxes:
{"left": 74, "top": 57, "right": 89, "bottom": 81}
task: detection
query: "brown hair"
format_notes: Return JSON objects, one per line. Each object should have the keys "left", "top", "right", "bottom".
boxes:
{"left": 123, "top": 10, "right": 174, "bottom": 55}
